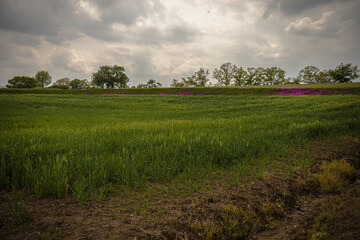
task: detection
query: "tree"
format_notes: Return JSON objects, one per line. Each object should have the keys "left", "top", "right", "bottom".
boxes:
{"left": 69, "top": 79, "right": 91, "bottom": 89}
{"left": 172, "top": 68, "right": 210, "bottom": 87}
{"left": 137, "top": 79, "right": 162, "bottom": 88}
{"left": 232, "top": 66, "right": 248, "bottom": 86}
{"left": 245, "top": 67, "right": 258, "bottom": 86}
{"left": 170, "top": 79, "right": 185, "bottom": 87}
{"left": 50, "top": 77, "right": 71, "bottom": 89}
{"left": 262, "top": 67, "right": 286, "bottom": 85}
{"left": 54, "top": 77, "right": 70, "bottom": 86}
{"left": 35, "top": 70, "right": 52, "bottom": 87}
{"left": 7, "top": 76, "right": 38, "bottom": 88}
{"left": 329, "top": 63, "right": 359, "bottom": 83}
{"left": 252, "top": 67, "right": 265, "bottom": 85}
{"left": 213, "top": 63, "right": 234, "bottom": 86}
{"left": 285, "top": 77, "right": 301, "bottom": 85}
{"left": 92, "top": 65, "right": 129, "bottom": 88}
{"left": 297, "top": 66, "right": 320, "bottom": 84}
{"left": 315, "top": 70, "right": 332, "bottom": 83}
{"left": 190, "top": 68, "right": 210, "bottom": 87}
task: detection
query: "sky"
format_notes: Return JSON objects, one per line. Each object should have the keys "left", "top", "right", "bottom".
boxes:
{"left": 0, "top": 0, "right": 359, "bottom": 87}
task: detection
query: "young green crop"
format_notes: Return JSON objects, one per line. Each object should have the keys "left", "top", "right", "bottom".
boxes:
{"left": 0, "top": 94, "right": 359, "bottom": 198}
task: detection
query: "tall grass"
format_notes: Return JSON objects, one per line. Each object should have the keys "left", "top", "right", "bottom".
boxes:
{"left": 1, "top": 94, "right": 359, "bottom": 197}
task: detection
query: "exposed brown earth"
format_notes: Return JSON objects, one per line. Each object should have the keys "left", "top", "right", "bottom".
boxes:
{"left": 1, "top": 137, "right": 359, "bottom": 240}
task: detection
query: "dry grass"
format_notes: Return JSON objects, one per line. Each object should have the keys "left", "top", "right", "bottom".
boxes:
{"left": 313, "top": 159, "right": 356, "bottom": 193}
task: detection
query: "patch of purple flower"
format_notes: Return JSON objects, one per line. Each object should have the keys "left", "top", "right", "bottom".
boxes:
{"left": 269, "top": 88, "right": 352, "bottom": 96}
{"left": 83, "top": 88, "right": 353, "bottom": 96}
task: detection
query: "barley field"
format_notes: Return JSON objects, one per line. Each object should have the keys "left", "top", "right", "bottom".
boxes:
{"left": 1, "top": 90, "right": 359, "bottom": 198}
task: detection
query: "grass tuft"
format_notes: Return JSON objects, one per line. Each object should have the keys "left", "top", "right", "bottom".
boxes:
{"left": 313, "top": 159, "right": 356, "bottom": 193}
{"left": 6, "top": 188, "right": 31, "bottom": 224}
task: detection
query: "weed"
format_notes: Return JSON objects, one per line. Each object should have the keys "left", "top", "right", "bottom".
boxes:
{"left": 96, "top": 183, "right": 115, "bottom": 202}
{"left": 189, "top": 219, "right": 222, "bottom": 240}
{"left": 309, "top": 187, "right": 360, "bottom": 239}
{"left": 310, "top": 232, "right": 328, "bottom": 240}
{"left": 319, "top": 159, "right": 356, "bottom": 179}
{"left": 71, "top": 177, "right": 89, "bottom": 203}
{"left": 313, "top": 159, "right": 356, "bottom": 193}
{"left": 258, "top": 198, "right": 284, "bottom": 227}
{"left": 6, "top": 188, "right": 31, "bottom": 224}
{"left": 189, "top": 204, "right": 260, "bottom": 240}
{"left": 313, "top": 170, "right": 345, "bottom": 193}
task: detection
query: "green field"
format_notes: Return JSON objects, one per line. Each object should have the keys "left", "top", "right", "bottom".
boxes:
{"left": 1, "top": 90, "right": 360, "bottom": 199}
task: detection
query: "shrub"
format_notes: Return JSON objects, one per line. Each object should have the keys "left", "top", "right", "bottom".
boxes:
{"left": 49, "top": 84, "right": 70, "bottom": 90}
{"left": 7, "top": 76, "right": 38, "bottom": 88}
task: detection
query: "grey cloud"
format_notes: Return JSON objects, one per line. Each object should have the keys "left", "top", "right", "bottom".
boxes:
{"left": 285, "top": 11, "right": 348, "bottom": 37}
{"left": 0, "top": 0, "right": 156, "bottom": 43}
{"left": 51, "top": 48, "right": 87, "bottom": 73}
{"left": 133, "top": 23, "right": 199, "bottom": 46}
{"left": 0, "top": 0, "right": 359, "bottom": 87}
{"left": 280, "top": 0, "right": 333, "bottom": 15}
{"left": 96, "top": 0, "right": 149, "bottom": 26}
{"left": 0, "top": 0, "right": 61, "bottom": 36}
{"left": 0, "top": 30, "right": 41, "bottom": 48}
{"left": 165, "top": 24, "right": 198, "bottom": 43}
{"left": 11, "top": 34, "right": 41, "bottom": 47}
{"left": 0, "top": 44, "right": 13, "bottom": 62}
{"left": 264, "top": 0, "right": 353, "bottom": 17}
{"left": 45, "top": 28, "right": 82, "bottom": 45}
{"left": 130, "top": 53, "right": 154, "bottom": 80}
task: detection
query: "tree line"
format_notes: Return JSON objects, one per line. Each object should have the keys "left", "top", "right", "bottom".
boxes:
{"left": 171, "top": 62, "right": 359, "bottom": 87}
{"left": 6, "top": 63, "right": 359, "bottom": 89}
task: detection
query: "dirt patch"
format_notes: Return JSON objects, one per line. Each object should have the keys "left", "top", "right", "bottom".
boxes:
{"left": 1, "top": 137, "right": 359, "bottom": 240}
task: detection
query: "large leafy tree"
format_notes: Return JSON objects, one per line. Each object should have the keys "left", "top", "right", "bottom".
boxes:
{"left": 188, "top": 68, "right": 210, "bottom": 87}
{"left": 35, "top": 70, "right": 52, "bottom": 87}
{"left": 297, "top": 66, "right": 320, "bottom": 84}
{"left": 232, "top": 66, "right": 248, "bottom": 86}
{"left": 54, "top": 77, "right": 70, "bottom": 86}
{"left": 7, "top": 76, "right": 38, "bottom": 88}
{"left": 92, "top": 65, "right": 129, "bottom": 88}
{"left": 213, "top": 63, "right": 234, "bottom": 86}
{"left": 173, "top": 68, "right": 210, "bottom": 87}
{"left": 329, "top": 63, "right": 359, "bottom": 83}
{"left": 315, "top": 70, "right": 332, "bottom": 83}
{"left": 245, "top": 67, "right": 259, "bottom": 86}
{"left": 262, "top": 67, "right": 286, "bottom": 85}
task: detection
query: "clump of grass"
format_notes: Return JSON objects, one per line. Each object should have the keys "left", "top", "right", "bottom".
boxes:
{"left": 258, "top": 198, "right": 285, "bottom": 227}
{"left": 319, "top": 159, "right": 356, "bottom": 179}
{"left": 6, "top": 188, "right": 31, "bottom": 224}
{"left": 313, "top": 159, "right": 356, "bottom": 193}
{"left": 190, "top": 219, "right": 222, "bottom": 240}
{"left": 71, "top": 177, "right": 89, "bottom": 203}
{"left": 95, "top": 183, "right": 115, "bottom": 202}
{"left": 189, "top": 203, "right": 277, "bottom": 240}
{"left": 310, "top": 232, "right": 328, "bottom": 240}
{"left": 309, "top": 187, "right": 360, "bottom": 239}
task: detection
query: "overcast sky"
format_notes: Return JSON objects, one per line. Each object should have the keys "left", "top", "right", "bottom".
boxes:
{"left": 1, "top": 0, "right": 359, "bottom": 87}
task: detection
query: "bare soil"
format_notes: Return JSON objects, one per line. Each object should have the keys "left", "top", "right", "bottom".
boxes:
{"left": 1, "top": 137, "right": 359, "bottom": 240}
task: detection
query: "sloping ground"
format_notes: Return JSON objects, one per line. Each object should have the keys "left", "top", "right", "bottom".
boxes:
{"left": 1, "top": 83, "right": 360, "bottom": 95}
{"left": 1, "top": 137, "right": 359, "bottom": 240}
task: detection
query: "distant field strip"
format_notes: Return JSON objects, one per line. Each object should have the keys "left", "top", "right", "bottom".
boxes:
{"left": 1, "top": 94, "right": 359, "bottom": 197}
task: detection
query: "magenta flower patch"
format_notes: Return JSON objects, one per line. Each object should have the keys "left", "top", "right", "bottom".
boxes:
{"left": 268, "top": 88, "right": 352, "bottom": 96}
